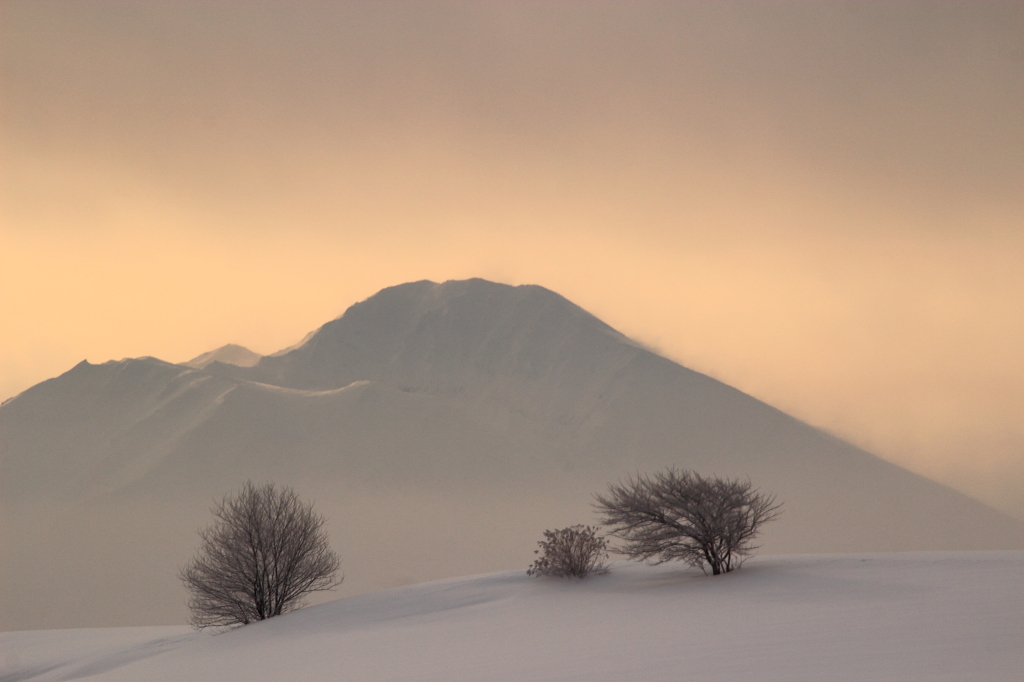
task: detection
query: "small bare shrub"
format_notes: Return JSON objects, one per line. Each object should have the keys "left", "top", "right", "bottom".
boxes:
{"left": 527, "top": 525, "right": 609, "bottom": 578}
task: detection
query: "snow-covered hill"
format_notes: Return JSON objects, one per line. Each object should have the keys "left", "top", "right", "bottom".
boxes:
{"left": 3, "top": 552, "right": 1022, "bottom": 682}
{"left": 3, "top": 279, "right": 1023, "bottom": 630}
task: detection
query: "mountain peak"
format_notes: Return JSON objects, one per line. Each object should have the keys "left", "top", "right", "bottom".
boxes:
{"left": 186, "top": 344, "right": 262, "bottom": 369}
{"left": 340, "top": 279, "right": 587, "bottom": 325}
{"left": 248, "top": 279, "right": 636, "bottom": 403}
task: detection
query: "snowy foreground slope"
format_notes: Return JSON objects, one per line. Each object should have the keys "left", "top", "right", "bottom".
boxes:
{"left": 4, "top": 553, "right": 1022, "bottom": 682}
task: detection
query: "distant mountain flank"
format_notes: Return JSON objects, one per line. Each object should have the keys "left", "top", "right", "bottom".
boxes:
{"left": 186, "top": 344, "right": 262, "bottom": 369}
{"left": 3, "top": 278, "right": 1024, "bottom": 630}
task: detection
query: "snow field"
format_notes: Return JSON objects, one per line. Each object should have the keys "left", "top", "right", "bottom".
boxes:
{"left": 3, "top": 551, "right": 1022, "bottom": 682}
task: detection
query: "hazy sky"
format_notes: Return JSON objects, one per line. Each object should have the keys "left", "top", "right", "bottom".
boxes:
{"left": 2, "top": 1, "right": 1023, "bottom": 516}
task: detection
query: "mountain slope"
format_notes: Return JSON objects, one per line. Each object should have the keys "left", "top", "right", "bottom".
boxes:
{"left": 2, "top": 278, "right": 1023, "bottom": 630}
{"left": 186, "top": 344, "right": 262, "bottom": 369}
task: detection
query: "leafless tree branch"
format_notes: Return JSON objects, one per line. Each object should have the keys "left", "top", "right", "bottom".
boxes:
{"left": 179, "top": 481, "right": 342, "bottom": 628}
{"left": 595, "top": 468, "right": 781, "bottom": 575}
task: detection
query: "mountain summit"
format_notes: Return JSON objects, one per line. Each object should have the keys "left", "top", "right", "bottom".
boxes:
{"left": 3, "top": 278, "right": 1023, "bottom": 630}
{"left": 229, "top": 279, "right": 648, "bottom": 424}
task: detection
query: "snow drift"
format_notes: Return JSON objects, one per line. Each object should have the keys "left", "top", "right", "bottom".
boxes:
{"left": 3, "top": 552, "right": 1022, "bottom": 682}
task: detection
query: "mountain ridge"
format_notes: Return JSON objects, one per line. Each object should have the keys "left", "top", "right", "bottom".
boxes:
{"left": 2, "top": 278, "right": 1023, "bottom": 630}
{"left": 186, "top": 344, "right": 262, "bottom": 369}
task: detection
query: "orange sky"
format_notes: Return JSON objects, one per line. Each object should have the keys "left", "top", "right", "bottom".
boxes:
{"left": 2, "top": 1, "right": 1023, "bottom": 517}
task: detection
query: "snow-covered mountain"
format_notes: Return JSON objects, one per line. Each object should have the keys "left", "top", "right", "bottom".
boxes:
{"left": 3, "top": 278, "right": 1023, "bottom": 630}
{"left": 4, "top": 553, "right": 1023, "bottom": 682}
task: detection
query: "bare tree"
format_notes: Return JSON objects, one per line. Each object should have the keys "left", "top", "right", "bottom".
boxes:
{"left": 595, "top": 468, "right": 781, "bottom": 575}
{"left": 527, "top": 525, "right": 609, "bottom": 578}
{"left": 180, "top": 481, "right": 342, "bottom": 628}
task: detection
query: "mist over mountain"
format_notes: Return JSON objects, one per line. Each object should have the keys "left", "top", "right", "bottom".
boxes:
{"left": 3, "top": 278, "right": 1022, "bottom": 630}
